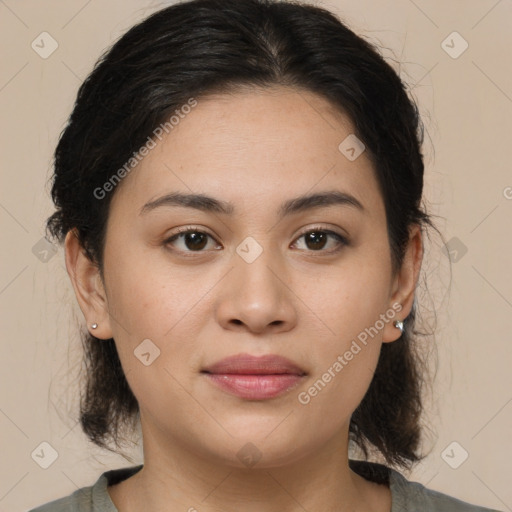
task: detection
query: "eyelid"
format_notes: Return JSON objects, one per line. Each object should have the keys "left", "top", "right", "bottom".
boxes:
{"left": 292, "top": 224, "right": 349, "bottom": 253}
{"left": 162, "top": 225, "right": 221, "bottom": 255}
{"left": 295, "top": 224, "right": 348, "bottom": 241}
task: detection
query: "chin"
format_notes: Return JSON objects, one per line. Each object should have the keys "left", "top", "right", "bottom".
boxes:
{"left": 204, "top": 424, "right": 318, "bottom": 470}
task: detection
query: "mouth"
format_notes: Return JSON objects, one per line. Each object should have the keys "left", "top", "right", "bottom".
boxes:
{"left": 201, "top": 353, "right": 307, "bottom": 400}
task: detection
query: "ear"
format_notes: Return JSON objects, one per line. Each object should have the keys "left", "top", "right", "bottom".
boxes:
{"left": 64, "top": 229, "right": 113, "bottom": 340}
{"left": 382, "top": 224, "right": 423, "bottom": 343}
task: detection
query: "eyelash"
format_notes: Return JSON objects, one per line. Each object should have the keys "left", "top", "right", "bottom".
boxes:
{"left": 163, "top": 225, "right": 349, "bottom": 257}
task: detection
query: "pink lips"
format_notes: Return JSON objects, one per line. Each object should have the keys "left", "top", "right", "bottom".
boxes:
{"left": 202, "top": 353, "right": 306, "bottom": 400}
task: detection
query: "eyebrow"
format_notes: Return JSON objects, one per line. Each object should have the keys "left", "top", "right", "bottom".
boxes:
{"left": 139, "top": 189, "right": 365, "bottom": 218}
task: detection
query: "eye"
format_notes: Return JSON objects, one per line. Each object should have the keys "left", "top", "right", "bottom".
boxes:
{"left": 292, "top": 226, "right": 348, "bottom": 253}
{"left": 163, "top": 227, "right": 220, "bottom": 253}
{"left": 163, "top": 225, "right": 348, "bottom": 255}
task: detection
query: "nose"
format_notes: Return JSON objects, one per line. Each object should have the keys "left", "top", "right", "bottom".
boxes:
{"left": 214, "top": 243, "right": 297, "bottom": 334}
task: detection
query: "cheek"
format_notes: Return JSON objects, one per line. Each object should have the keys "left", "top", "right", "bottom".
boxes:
{"left": 102, "top": 254, "right": 203, "bottom": 422}
{"left": 297, "top": 258, "right": 391, "bottom": 415}
{"left": 298, "top": 295, "right": 386, "bottom": 428}
{"left": 103, "top": 240, "right": 198, "bottom": 338}
{"left": 301, "top": 255, "right": 392, "bottom": 343}
{"left": 296, "top": 347, "right": 381, "bottom": 436}
{"left": 102, "top": 243, "right": 212, "bottom": 386}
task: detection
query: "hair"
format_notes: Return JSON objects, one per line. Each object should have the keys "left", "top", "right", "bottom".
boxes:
{"left": 46, "top": 0, "right": 439, "bottom": 472}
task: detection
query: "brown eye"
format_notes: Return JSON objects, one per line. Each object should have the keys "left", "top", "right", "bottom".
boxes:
{"left": 180, "top": 231, "right": 208, "bottom": 251}
{"left": 293, "top": 228, "right": 348, "bottom": 253}
{"left": 164, "top": 229, "right": 219, "bottom": 253}
{"left": 304, "top": 231, "right": 328, "bottom": 251}
{"left": 163, "top": 226, "right": 348, "bottom": 256}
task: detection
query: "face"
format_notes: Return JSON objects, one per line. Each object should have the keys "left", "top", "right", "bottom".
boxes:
{"left": 69, "top": 86, "right": 420, "bottom": 469}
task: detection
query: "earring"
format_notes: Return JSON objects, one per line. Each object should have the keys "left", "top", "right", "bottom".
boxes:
{"left": 91, "top": 323, "right": 98, "bottom": 329}
{"left": 393, "top": 320, "right": 404, "bottom": 333}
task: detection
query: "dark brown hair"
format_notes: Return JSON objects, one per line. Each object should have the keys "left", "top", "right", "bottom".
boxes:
{"left": 46, "top": 0, "right": 439, "bottom": 471}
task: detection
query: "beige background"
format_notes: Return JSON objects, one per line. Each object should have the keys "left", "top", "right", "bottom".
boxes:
{"left": 1, "top": 0, "right": 511, "bottom": 511}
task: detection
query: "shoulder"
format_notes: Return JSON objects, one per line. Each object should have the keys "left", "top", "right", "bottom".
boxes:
{"left": 27, "top": 485, "right": 94, "bottom": 512}
{"left": 348, "top": 459, "right": 503, "bottom": 512}
{"left": 27, "top": 465, "right": 143, "bottom": 512}
{"left": 389, "top": 467, "right": 504, "bottom": 512}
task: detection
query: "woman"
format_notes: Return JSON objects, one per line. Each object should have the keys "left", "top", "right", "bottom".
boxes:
{"left": 30, "top": 0, "right": 502, "bottom": 510}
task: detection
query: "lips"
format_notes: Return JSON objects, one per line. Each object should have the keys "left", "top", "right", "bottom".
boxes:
{"left": 201, "top": 353, "right": 306, "bottom": 376}
{"left": 201, "top": 353, "right": 307, "bottom": 400}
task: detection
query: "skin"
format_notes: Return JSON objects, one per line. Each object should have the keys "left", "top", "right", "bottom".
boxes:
{"left": 65, "top": 86, "right": 423, "bottom": 512}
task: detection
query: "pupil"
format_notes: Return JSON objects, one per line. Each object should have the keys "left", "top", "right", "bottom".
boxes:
{"left": 186, "top": 232, "right": 207, "bottom": 250}
{"left": 307, "top": 232, "right": 326, "bottom": 250}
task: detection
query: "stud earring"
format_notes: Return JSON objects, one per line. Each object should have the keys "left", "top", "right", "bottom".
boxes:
{"left": 393, "top": 320, "right": 404, "bottom": 333}
{"left": 91, "top": 323, "right": 98, "bottom": 329}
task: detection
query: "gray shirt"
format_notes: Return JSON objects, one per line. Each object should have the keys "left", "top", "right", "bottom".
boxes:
{"left": 28, "top": 461, "right": 504, "bottom": 512}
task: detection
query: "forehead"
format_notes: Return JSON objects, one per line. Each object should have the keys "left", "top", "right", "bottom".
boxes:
{"left": 110, "top": 86, "right": 382, "bottom": 218}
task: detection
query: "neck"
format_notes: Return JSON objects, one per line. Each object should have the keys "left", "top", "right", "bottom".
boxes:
{"left": 109, "top": 418, "right": 391, "bottom": 512}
